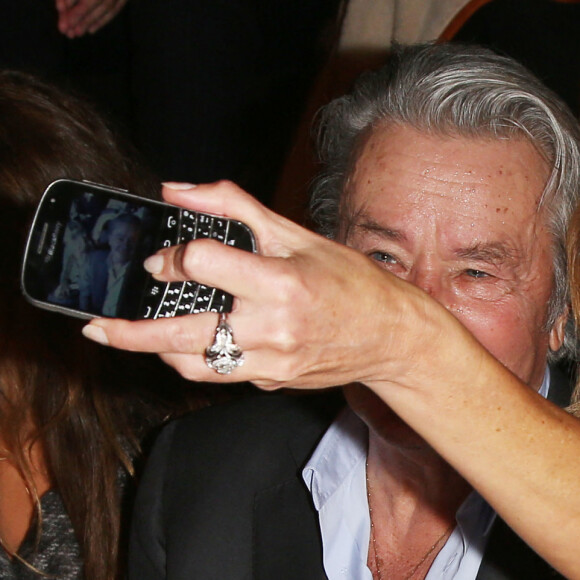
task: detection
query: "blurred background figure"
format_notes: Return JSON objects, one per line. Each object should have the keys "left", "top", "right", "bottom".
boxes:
{"left": 0, "top": 0, "right": 132, "bottom": 132}
{"left": 0, "top": 0, "right": 344, "bottom": 207}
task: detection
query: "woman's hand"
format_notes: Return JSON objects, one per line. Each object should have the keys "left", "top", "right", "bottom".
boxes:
{"left": 55, "top": 0, "right": 129, "bottom": 38}
{"left": 82, "top": 181, "right": 462, "bottom": 390}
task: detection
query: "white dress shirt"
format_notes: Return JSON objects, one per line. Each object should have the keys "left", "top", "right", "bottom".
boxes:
{"left": 302, "top": 370, "right": 550, "bottom": 579}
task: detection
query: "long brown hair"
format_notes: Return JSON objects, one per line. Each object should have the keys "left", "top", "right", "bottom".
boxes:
{"left": 0, "top": 70, "right": 196, "bottom": 579}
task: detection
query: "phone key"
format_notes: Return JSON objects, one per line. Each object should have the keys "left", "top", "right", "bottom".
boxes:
{"left": 226, "top": 222, "right": 253, "bottom": 250}
{"left": 182, "top": 210, "right": 197, "bottom": 226}
{"left": 139, "top": 280, "right": 168, "bottom": 318}
{"left": 175, "top": 281, "right": 197, "bottom": 314}
{"left": 159, "top": 282, "right": 186, "bottom": 317}
{"left": 211, "top": 218, "right": 228, "bottom": 243}
{"left": 178, "top": 228, "right": 195, "bottom": 244}
{"left": 178, "top": 211, "right": 197, "bottom": 244}
{"left": 191, "top": 285, "right": 213, "bottom": 313}
{"left": 138, "top": 282, "right": 231, "bottom": 318}
{"left": 163, "top": 208, "right": 182, "bottom": 245}
{"left": 196, "top": 213, "right": 213, "bottom": 238}
{"left": 147, "top": 281, "right": 164, "bottom": 297}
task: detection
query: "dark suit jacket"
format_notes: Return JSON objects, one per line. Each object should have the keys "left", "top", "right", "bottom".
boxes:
{"left": 79, "top": 249, "right": 110, "bottom": 315}
{"left": 129, "top": 368, "right": 571, "bottom": 580}
{"left": 79, "top": 248, "right": 144, "bottom": 318}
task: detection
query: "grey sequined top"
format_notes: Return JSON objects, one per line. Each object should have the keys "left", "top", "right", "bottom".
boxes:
{"left": 0, "top": 489, "right": 82, "bottom": 579}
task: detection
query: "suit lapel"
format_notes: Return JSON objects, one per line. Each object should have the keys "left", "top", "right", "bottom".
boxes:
{"left": 252, "top": 393, "right": 343, "bottom": 580}
{"left": 546, "top": 363, "right": 574, "bottom": 407}
{"left": 475, "top": 518, "right": 565, "bottom": 580}
{"left": 252, "top": 478, "right": 327, "bottom": 580}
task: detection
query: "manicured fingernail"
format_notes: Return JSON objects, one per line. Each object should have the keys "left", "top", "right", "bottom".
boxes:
{"left": 82, "top": 324, "right": 109, "bottom": 345}
{"left": 144, "top": 255, "right": 164, "bottom": 274}
{"left": 163, "top": 182, "right": 197, "bottom": 190}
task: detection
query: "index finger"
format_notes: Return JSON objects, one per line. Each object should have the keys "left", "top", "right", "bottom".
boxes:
{"left": 161, "top": 181, "right": 297, "bottom": 247}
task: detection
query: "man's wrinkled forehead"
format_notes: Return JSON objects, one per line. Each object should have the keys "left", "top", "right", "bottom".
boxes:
{"left": 337, "top": 126, "right": 552, "bottom": 240}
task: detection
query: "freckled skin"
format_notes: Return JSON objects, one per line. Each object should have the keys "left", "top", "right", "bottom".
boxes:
{"left": 341, "top": 124, "right": 564, "bottom": 446}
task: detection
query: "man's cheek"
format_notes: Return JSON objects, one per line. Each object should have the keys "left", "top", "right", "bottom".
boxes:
{"left": 453, "top": 306, "right": 524, "bottom": 360}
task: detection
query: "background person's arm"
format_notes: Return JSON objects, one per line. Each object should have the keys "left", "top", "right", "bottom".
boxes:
{"left": 55, "top": 0, "right": 128, "bottom": 38}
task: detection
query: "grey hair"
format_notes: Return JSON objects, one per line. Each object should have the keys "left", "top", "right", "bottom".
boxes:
{"left": 310, "top": 42, "right": 580, "bottom": 361}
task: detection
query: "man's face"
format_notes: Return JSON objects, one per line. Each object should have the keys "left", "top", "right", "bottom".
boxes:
{"left": 109, "top": 222, "right": 140, "bottom": 266}
{"left": 341, "top": 124, "right": 565, "bottom": 441}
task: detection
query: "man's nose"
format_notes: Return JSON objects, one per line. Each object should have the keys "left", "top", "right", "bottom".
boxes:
{"left": 408, "top": 267, "right": 446, "bottom": 305}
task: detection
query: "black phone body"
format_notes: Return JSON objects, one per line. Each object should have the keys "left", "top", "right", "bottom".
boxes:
{"left": 21, "top": 179, "right": 256, "bottom": 320}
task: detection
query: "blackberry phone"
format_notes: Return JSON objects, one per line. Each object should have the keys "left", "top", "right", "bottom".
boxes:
{"left": 21, "top": 179, "right": 256, "bottom": 320}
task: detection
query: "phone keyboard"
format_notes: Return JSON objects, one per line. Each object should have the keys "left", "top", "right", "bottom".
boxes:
{"left": 138, "top": 210, "right": 254, "bottom": 319}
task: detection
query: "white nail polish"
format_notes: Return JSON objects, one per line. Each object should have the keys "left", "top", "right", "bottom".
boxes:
{"left": 82, "top": 325, "right": 109, "bottom": 346}
{"left": 144, "top": 255, "right": 164, "bottom": 274}
{"left": 162, "top": 182, "right": 198, "bottom": 190}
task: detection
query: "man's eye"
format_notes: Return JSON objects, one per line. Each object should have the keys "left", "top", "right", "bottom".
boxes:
{"left": 465, "top": 269, "right": 490, "bottom": 279}
{"left": 370, "top": 251, "right": 397, "bottom": 264}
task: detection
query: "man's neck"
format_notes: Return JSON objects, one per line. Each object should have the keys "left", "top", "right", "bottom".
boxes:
{"left": 365, "top": 431, "right": 471, "bottom": 578}
{"left": 367, "top": 429, "right": 471, "bottom": 533}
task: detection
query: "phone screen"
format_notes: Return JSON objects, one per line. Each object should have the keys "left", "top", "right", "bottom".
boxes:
{"left": 21, "top": 180, "right": 255, "bottom": 320}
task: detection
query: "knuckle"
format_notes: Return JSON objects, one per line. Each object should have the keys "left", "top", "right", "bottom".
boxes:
{"left": 214, "top": 179, "right": 237, "bottom": 189}
{"left": 179, "top": 242, "right": 205, "bottom": 279}
{"left": 267, "top": 267, "right": 314, "bottom": 355}
{"left": 270, "top": 324, "right": 300, "bottom": 355}
{"left": 254, "top": 379, "right": 285, "bottom": 391}
{"left": 213, "top": 179, "right": 255, "bottom": 204}
{"left": 176, "top": 365, "right": 201, "bottom": 383}
{"left": 210, "top": 179, "right": 241, "bottom": 200}
{"left": 273, "top": 264, "right": 305, "bottom": 305}
{"left": 165, "top": 323, "right": 198, "bottom": 354}
{"left": 271, "top": 357, "right": 299, "bottom": 382}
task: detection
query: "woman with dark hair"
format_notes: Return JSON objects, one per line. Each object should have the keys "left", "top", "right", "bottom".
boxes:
{"left": 0, "top": 70, "right": 195, "bottom": 579}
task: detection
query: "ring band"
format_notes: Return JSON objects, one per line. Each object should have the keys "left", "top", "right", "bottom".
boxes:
{"left": 204, "top": 313, "right": 245, "bottom": 375}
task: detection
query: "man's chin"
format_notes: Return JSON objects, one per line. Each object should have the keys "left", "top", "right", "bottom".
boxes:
{"left": 342, "top": 383, "right": 430, "bottom": 451}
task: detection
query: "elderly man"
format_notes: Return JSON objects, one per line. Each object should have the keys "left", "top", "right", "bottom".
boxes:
{"left": 84, "top": 43, "right": 580, "bottom": 579}
{"left": 79, "top": 213, "right": 142, "bottom": 316}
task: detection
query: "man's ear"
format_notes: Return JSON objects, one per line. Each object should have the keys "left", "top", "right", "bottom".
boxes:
{"left": 549, "top": 307, "right": 569, "bottom": 352}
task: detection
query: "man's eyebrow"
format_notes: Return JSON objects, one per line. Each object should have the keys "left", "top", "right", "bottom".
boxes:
{"left": 353, "top": 218, "right": 519, "bottom": 265}
{"left": 455, "top": 242, "right": 519, "bottom": 265}
{"left": 349, "top": 214, "right": 519, "bottom": 265}
{"left": 351, "top": 218, "right": 407, "bottom": 242}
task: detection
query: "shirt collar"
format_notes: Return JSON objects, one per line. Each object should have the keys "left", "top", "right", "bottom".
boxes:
{"left": 303, "top": 406, "right": 367, "bottom": 511}
{"left": 538, "top": 366, "right": 550, "bottom": 398}
{"left": 304, "top": 366, "right": 550, "bottom": 505}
